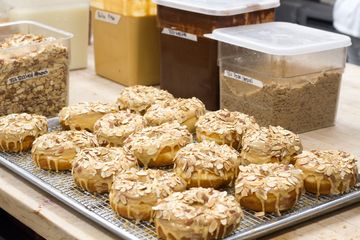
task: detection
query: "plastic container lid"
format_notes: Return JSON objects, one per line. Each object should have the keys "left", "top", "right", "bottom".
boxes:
{"left": 207, "top": 22, "right": 352, "bottom": 56}
{"left": 3, "top": 0, "right": 89, "bottom": 8}
{"left": 0, "top": 1, "right": 11, "bottom": 20}
{"left": 0, "top": 20, "right": 73, "bottom": 43}
{"left": 152, "top": 0, "right": 279, "bottom": 16}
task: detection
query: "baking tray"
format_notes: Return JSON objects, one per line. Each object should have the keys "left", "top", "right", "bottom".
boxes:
{"left": 0, "top": 118, "right": 359, "bottom": 240}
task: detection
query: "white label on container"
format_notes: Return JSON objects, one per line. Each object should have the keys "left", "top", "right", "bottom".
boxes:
{"left": 7, "top": 69, "right": 49, "bottom": 85}
{"left": 95, "top": 10, "right": 121, "bottom": 24}
{"left": 161, "top": 28, "right": 198, "bottom": 42}
{"left": 224, "top": 70, "right": 264, "bottom": 88}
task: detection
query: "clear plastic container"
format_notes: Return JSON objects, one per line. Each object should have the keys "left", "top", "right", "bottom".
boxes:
{"left": 154, "top": 0, "right": 279, "bottom": 110}
{"left": 3, "top": 0, "right": 89, "bottom": 70}
{"left": 0, "top": 21, "right": 72, "bottom": 117}
{"left": 0, "top": 1, "right": 10, "bottom": 23}
{"left": 91, "top": 0, "right": 159, "bottom": 86}
{"left": 208, "top": 22, "right": 351, "bottom": 133}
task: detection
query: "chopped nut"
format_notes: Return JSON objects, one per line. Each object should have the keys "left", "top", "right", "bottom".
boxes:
{"left": 195, "top": 109, "right": 259, "bottom": 150}
{"left": 241, "top": 125, "right": 302, "bottom": 165}
{"left": 152, "top": 188, "right": 243, "bottom": 232}
{"left": 111, "top": 168, "right": 187, "bottom": 205}
{"left": 0, "top": 33, "right": 69, "bottom": 117}
{"left": 94, "top": 111, "right": 145, "bottom": 147}
{"left": 294, "top": 150, "right": 358, "bottom": 195}
{"left": 235, "top": 163, "right": 304, "bottom": 201}
{"left": 116, "top": 85, "right": 174, "bottom": 114}
{"left": 0, "top": 113, "right": 48, "bottom": 144}
{"left": 174, "top": 140, "right": 240, "bottom": 180}
{"left": 120, "top": 195, "right": 127, "bottom": 205}
{"left": 144, "top": 97, "right": 206, "bottom": 127}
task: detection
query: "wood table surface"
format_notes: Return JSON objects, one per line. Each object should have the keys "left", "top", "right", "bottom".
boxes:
{"left": 0, "top": 46, "right": 360, "bottom": 240}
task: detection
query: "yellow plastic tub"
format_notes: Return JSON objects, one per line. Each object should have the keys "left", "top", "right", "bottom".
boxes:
{"left": 91, "top": 0, "right": 159, "bottom": 86}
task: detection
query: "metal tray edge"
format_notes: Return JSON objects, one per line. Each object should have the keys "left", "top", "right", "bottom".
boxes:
{"left": 1, "top": 153, "right": 360, "bottom": 240}
{"left": 228, "top": 189, "right": 360, "bottom": 239}
{"left": 0, "top": 155, "right": 140, "bottom": 240}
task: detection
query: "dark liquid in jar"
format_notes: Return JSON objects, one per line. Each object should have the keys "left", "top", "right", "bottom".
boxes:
{"left": 157, "top": 6, "right": 275, "bottom": 110}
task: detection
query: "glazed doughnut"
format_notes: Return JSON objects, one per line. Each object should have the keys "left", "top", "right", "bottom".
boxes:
{"left": 31, "top": 130, "right": 98, "bottom": 171}
{"left": 196, "top": 109, "right": 259, "bottom": 150}
{"left": 144, "top": 97, "right": 206, "bottom": 133}
{"left": 72, "top": 147, "right": 138, "bottom": 193}
{"left": 240, "top": 126, "right": 302, "bottom": 165}
{"left": 116, "top": 85, "right": 174, "bottom": 114}
{"left": 124, "top": 122, "right": 193, "bottom": 168}
{"left": 58, "top": 102, "right": 118, "bottom": 132}
{"left": 174, "top": 140, "right": 241, "bottom": 189}
{"left": 109, "top": 168, "right": 186, "bottom": 221}
{"left": 93, "top": 111, "right": 145, "bottom": 147}
{"left": 294, "top": 150, "right": 358, "bottom": 196}
{"left": 152, "top": 187, "right": 243, "bottom": 240}
{"left": 0, "top": 113, "right": 47, "bottom": 152}
{"left": 235, "top": 163, "right": 304, "bottom": 215}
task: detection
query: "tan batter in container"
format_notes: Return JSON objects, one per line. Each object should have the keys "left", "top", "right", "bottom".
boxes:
{"left": 91, "top": 0, "right": 159, "bottom": 86}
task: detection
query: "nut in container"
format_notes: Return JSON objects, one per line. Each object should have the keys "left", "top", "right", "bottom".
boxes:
{"left": 0, "top": 21, "right": 73, "bottom": 117}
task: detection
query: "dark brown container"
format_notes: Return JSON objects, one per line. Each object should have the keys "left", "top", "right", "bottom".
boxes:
{"left": 156, "top": 4, "right": 276, "bottom": 110}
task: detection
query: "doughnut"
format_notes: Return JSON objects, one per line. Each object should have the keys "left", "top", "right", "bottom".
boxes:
{"left": 58, "top": 102, "right": 118, "bottom": 132}
{"left": 72, "top": 147, "right": 138, "bottom": 193}
{"left": 144, "top": 97, "right": 206, "bottom": 133}
{"left": 31, "top": 130, "right": 98, "bottom": 171}
{"left": 116, "top": 85, "right": 174, "bottom": 115}
{"left": 174, "top": 140, "right": 241, "bottom": 189}
{"left": 0, "top": 113, "right": 47, "bottom": 152}
{"left": 93, "top": 111, "right": 145, "bottom": 147}
{"left": 109, "top": 168, "right": 186, "bottom": 221}
{"left": 235, "top": 163, "right": 304, "bottom": 215}
{"left": 195, "top": 109, "right": 259, "bottom": 150}
{"left": 240, "top": 126, "right": 302, "bottom": 165}
{"left": 152, "top": 187, "right": 243, "bottom": 240}
{"left": 124, "top": 122, "right": 193, "bottom": 168}
{"left": 294, "top": 150, "right": 358, "bottom": 196}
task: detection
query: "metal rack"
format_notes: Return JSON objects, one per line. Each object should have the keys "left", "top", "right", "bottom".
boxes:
{"left": 0, "top": 118, "right": 359, "bottom": 239}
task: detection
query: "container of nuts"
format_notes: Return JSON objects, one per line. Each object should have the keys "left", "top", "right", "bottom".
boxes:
{"left": 208, "top": 22, "right": 351, "bottom": 133}
{"left": 0, "top": 21, "right": 73, "bottom": 117}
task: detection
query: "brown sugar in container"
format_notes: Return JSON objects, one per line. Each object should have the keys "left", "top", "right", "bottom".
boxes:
{"left": 209, "top": 22, "right": 351, "bottom": 133}
{"left": 153, "top": 0, "right": 279, "bottom": 110}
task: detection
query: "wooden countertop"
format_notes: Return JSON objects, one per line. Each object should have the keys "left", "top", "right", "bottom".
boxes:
{"left": 1, "top": 46, "right": 360, "bottom": 240}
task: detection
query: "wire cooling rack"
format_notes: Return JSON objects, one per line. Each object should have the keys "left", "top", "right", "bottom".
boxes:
{"left": 0, "top": 118, "right": 359, "bottom": 240}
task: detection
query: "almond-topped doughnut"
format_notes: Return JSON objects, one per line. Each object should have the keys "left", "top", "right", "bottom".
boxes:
{"left": 294, "top": 150, "right": 358, "bottom": 196}
{"left": 58, "top": 102, "right": 118, "bottom": 132}
{"left": 152, "top": 187, "right": 243, "bottom": 240}
{"left": 0, "top": 113, "right": 47, "bottom": 152}
{"left": 116, "top": 85, "right": 174, "bottom": 114}
{"left": 195, "top": 109, "right": 259, "bottom": 150}
{"left": 109, "top": 168, "right": 186, "bottom": 221}
{"left": 240, "top": 126, "right": 302, "bottom": 165}
{"left": 124, "top": 122, "right": 193, "bottom": 168}
{"left": 72, "top": 147, "right": 138, "bottom": 193}
{"left": 31, "top": 130, "right": 98, "bottom": 171}
{"left": 93, "top": 111, "right": 145, "bottom": 147}
{"left": 235, "top": 163, "right": 304, "bottom": 215}
{"left": 144, "top": 97, "right": 206, "bottom": 133}
{"left": 174, "top": 141, "right": 241, "bottom": 189}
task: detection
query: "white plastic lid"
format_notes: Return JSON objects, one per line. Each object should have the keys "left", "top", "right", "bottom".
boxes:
{"left": 152, "top": 0, "right": 279, "bottom": 16}
{"left": 207, "top": 22, "right": 352, "bottom": 55}
{"left": 3, "top": 0, "right": 89, "bottom": 8}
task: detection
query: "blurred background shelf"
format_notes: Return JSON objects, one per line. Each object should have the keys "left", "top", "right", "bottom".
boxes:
{"left": 276, "top": 0, "right": 335, "bottom": 32}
